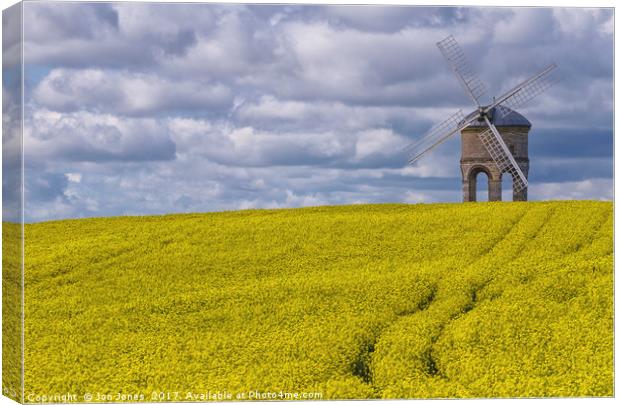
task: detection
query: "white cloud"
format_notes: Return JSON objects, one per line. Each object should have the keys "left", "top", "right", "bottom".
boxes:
{"left": 33, "top": 69, "right": 233, "bottom": 115}
{"left": 24, "top": 109, "right": 176, "bottom": 162}
{"left": 529, "top": 179, "right": 613, "bottom": 201}
{"left": 65, "top": 173, "right": 82, "bottom": 183}
{"left": 354, "top": 128, "right": 409, "bottom": 161}
{"left": 398, "top": 146, "right": 460, "bottom": 178}
{"left": 14, "top": 3, "right": 614, "bottom": 221}
{"left": 493, "top": 9, "right": 557, "bottom": 45}
{"left": 552, "top": 8, "right": 614, "bottom": 39}
{"left": 285, "top": 189, "right": 328, "bottom": 207}
{"left": 404, "top": 191, "right": 433, "bottom": 204}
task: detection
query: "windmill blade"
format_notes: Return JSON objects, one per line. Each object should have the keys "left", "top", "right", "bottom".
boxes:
{"left": 436, "top": 35, "right": 487, "bottom": 106}
{"left": 478, "top": 116, "right": 528, "bottom": 192}
{"left": 407, "top": 109, "right": 478, "bottom": 164}
{"left": 487, "top": 63, "right": 559, "bottom": 119}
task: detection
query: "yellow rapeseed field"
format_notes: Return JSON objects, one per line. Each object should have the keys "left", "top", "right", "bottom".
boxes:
{"left": 3, "top": 200, "right": 613, "bottom": 400}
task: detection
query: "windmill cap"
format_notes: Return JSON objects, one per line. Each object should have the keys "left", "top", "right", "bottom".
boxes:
{"left": 461, "top": 106, "right": 532, "bottom": 128}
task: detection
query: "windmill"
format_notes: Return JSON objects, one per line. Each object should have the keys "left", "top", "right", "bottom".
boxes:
{"left": 406, "top": 35, "right": 559, "bottom": 202}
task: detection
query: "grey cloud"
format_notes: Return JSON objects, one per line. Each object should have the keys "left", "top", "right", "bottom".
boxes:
{"left": 481, "top": 9, "right": 613, "bottom": 100}
{"left": 244, "top": 5, "right": 472, "bottom": 33}
{"left": 24, "top": 37, "right": 159, "bottom": 69}
{"left": 25, "top": 172, "right": 69, "bottom": 203}
{"left": 257, "top": 21, "right": 459, "bottom": 106}
{"left": 234, "top": 97, "right": 443, "bottom": 136}
{"left": 2, "top": 3, "right": 22, "bottom": 69}
{"left": 321, "top": 5, "right": 472, "bottom": 32}
{"left": 25, "top": 111, "right": 177, "bottom": 163}
{"left": 22, "top": 2, "right": 208, "bottom": 68}
{"left": 24, "top": 4, "right": 463, "bottom": 107}
{"left": 55, "top": 128, "right": 176, "bottom": 163}
{"left": 529, "top": 128, "right": 612, "bottom": 159}
{"left": 14, "top": 3, "right": 613, "bottom": 221}
{"left": 24, "top": 2, "right": 118, "bottom": 42}
{"left": 2, "top": 61, "right": 23, "bottom": 222}
{"left": 161, "top": 7, "right": 294, "bottom": 82}
{"left": 170, "top": 117, "right": 412, "bottom": 170}
{"left": 530, "top": 157, "right": 613, "bottom": 183}
{"left": 161, "top": 29, "right": 197, "bottom": 56}
{"left": 185, "top": 126, "right": 356, "bottom": 168}
{"left": 23, "top": 3, "right": 613, "bottom": 122}
{"left": 33, "top": 69, "right": 234, "bottom": 116}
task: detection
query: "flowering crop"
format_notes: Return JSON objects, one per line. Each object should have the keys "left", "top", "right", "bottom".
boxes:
{"left": 6, "top": 201, "right": 612, "bottom": 400}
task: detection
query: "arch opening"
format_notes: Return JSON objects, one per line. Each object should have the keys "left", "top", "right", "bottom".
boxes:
{"left": 467, "top": 167, "right": 492, "bottom": 202}
{"left": 476, "top": 171, "right": 489, "bottom": 202}
{"left": 502, "top": 172, "right": 513, "bottom": 202}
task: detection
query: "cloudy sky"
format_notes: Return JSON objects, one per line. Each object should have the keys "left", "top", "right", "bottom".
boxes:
{"left": 2, "top": 2, "right": 614, "bottom": 222}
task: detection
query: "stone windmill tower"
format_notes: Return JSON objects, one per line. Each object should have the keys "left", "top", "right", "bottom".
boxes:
{"left": 460, "top": 107, "right": 531, "bottom": 202}
{"left": 406, "top": 35, "right": 558, "bottom": 202}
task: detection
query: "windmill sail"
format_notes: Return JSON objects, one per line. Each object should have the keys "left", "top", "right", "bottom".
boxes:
{"left": 489, "top": 63, "right": 559, "bottom": 119}
{"left": 407, "top": 110, "right": 473, "bottom": 163}
{"left": 436, "top": 35, "right": 487, "bottom": 106}
{"left": 478, "top": 117, "right": 528, "bottom": 192}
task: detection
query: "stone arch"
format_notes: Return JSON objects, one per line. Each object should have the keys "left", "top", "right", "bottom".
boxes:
{"left": 502, "top": 169, "right": 528, "bottom": 202}
{"left": 465, "top": 165, "right": 501, "bottom": 202}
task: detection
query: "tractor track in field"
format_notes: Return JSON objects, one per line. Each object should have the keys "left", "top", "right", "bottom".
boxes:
{"left": 355, "top": 206, "right": 561, "bottom": 389}
{"left": 422, "top": 206, "right": 558, "bottom": 380}
{"left": 571, "top": 210, "right": 613, "bottom": 256}
{"left": 352, "top": 209, "right": 521, "bottom": 385}
{"left": 350, "top": 208, "right": 533, "bottom": 389}
{"left": 351, "top": 285, "right": 438, "bottom": 388}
